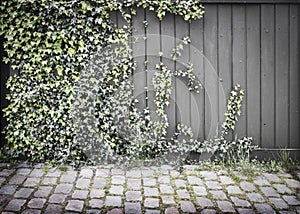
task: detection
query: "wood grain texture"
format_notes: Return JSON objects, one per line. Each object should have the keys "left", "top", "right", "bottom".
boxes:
{"left": 246, "top": 5, "right": 261, "bottom": 146}
{"left": 204, "top": 4, "right": 219, "bottom": 139}
{"left": 289, "top": 4, "right": 300, "bottom": 149}
{"left": 190, "top": 16, "right": 205, "bottom": 140}
{"left": 232, "top": 4, "right": 247, "bottom": 138}
{"left": 261, "top": 4, "right": 275, "bottom": 148}
{"left": 275, "top": 4, "right": 289, "bottom": 148}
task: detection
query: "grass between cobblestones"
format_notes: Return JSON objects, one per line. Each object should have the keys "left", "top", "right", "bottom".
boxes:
{"left": 0, "top": 162, "right": 299, "bottom": 213}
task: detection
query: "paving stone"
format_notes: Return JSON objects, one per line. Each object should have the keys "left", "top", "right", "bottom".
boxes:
{"left": 199, "top": 171, "right": 218, "bottom": 180}
{"left": 210, "top": 190, "right": 228, "bottom": 200}
{"left": 254, "top": 203, "right": 276, "bottom": 214}
{"left": 260, "top": 186, "right": 280, "bottom": 197}
{"left": 126, "top": 170, "right": 141, "bottom": 178}
{"left": 273, "top": 184, "right": 293, "bottom": 194}
{"left": 93, "top": 177, "right": 107, "bottom": 188}
{"left": 45, "top": 168, "right": 61, "bottom": 177}
{"left": 48, "top": 194, "right": 67, "bottom": 203}
{"left": 0, "top": 185, "right": 17, "bottom": 195}
{"left": 193, "top": 186, "right": 208, "bottom": 196}
{"left": 201, "top": 209, "right": 217, "bottom": 214}
{"left": 79, "top": 168, "right": 94, "bottom": 178}
{"left": 111, "top": 168, "right": 125, "bottom": 175}
{"left": 240, "top": 181, "right": 256, "bottom": 192}
{"left": 145, "top": 210, "right": 160, "bottom": 214}
{"left": 14, "top": 188, "right": 34, "bottom": 198}
{"left": 127, "top": 179, "right": 142, "bottom": 190}
{"left": 22, "top": 209, "right": 41, "bottom": 214}
{"left": 107, "top": 208, "right": 123, "bottom": 214}
{"left": 263, "top": 173, "right": 282, "bottom": 183}
{"left": 284, "top": 178, "right": 300, "bottom": 189}
{"left": 144, "top": 187, "right": 159, "bottom": 197}
{"left": 34, "top": 186, "right": 52, "bottom": 198}
{"left": 106, "top": 196, "right": 122, "bottom": 207}
{"left": 90, "top": 189, "right": 105, "bottom": 198}
{"left": 23, "top": 177, "right": 40, "bottom": 187}
{"left": 226, "top": 186, "right": 243, "bottom": 195}
{"left": 279, "top": 211, "right": 297, "bottom": 214}
{"left": 269, "top": 197, "right": 289, "bottom": 209}
{"left": 8, "top": 175, "right": 26, "bottom": 185}
{"left": 230, "top": 196, "right": 251, "bottom": 207}
{"left": 0, "top": 177, "right": 5, "bottom": 185}
{"left": 183, "top": 165, "right": 197, "bottom": 174}
{"left": 72, "top": 189, "right": 89, "bottom": 199}
{"left": 278, "top": 172, "right": 293, "bottom": 178}
{"left": 109, "top": 185, "right": 124, "bottom": 195}
{"left": 170, "top": 170, "right": 180, "bottom": 178}
{"left": 89, "top": 199, "right": 104, "bottom": 208}
{"left": 165, "top": 207, "right": 179, "bottom": 214}
{"left": 126, "top": 191, "right": 142, "bottom": 201}
{"left": 187, "top": 176, "right": 203, "bottom": 185}
{"left": 196, "top": 197, "right": 214, "bottom": 207}
{"left": 159, "top": 184, "right": 174, "bottom": 194}
{"left": 29, "top": 169, "right": 44, "bottom": 177}
{"left": 220, "top": 176, "right": 235, "bottom": 185}
{"left": 176, "top": 189, "right": 190, "bottom": 199}
{"left": 144, "top": 198, "right": 159, "bottom": 208}
{"left": 54, "top": 183, "right": 73, "bottom": 194}
{"left": 254, "top": 177, "right": 271, "bottom": 186}
{"left": 217, "top": 201, "right": 235, "bottom": 213}
{"left": 141, "top": 169, "right": 155, "bottom": 177}
{"left": 161, "top": 195, "right": 175, "bottom": 204}
{"left": 66, "top": 200, "right": 84, "bottom": 212}
{"left": 0, "top": 169, "right": 15, "bottom": 177}
{"left": 180, "top": 201, "right": 196, "bottom": 213}
{"left": 112, "top": 176, "right": 125, "bottom": 185}
{"left": 60, "top": 172, "right": 77, "bottom": 183}
{"left": 5, "top": 199, "right": 26, "bottom": 211}
{"left": 86, "top": 209, "right": 101, "bottom": 214}
{"left": 237, "top": 208, "right": 255, "bottom": 214}
{"left": 206, "top": 181, "right": 222, "bottom": 189}
{"left": 28, "top": 198, "right": 46, "bottom": 209}
{"left": 158, "top": 176, "right": 170, "bottom": 184}
{"left": 16, "top": 168, "right": 31, "bottom": 176}
{"left": 41, "top": 177, "right": 57, "bottom": 185}
{"left": 76, "top": 178, "right": 90, "bottom": 189}
{"left": 96, "top": 168, "right": 110, "bottom": 177}
{"left": 282, "top": 195, "right": 300, "bottom": 205}
{"left": 246, "top": 192, "right": 265, "bottom": 202}
{"left": 175, "top": 179, "right": 186, "bottom": 188}
{"left": 125, "top": 202, "right": 141, "bottom": 214}
{"left": 143, "top": 178, "right": 157, "bottom": 186}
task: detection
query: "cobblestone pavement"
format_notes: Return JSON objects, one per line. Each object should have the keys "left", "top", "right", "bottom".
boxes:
{"left": 0, "top": 163, "right": 299, "bottom": 213}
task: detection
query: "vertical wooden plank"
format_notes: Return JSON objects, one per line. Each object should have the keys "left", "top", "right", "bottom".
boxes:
{"left": 190, "top": 17, "right": 205, "bottom": 140}
{"left": 204, "top": 4, "right": 218, "bottom": 139}
{"left": 246, "top": 5, "right": 261, "bottom": 146}
{"left": 289, "top": 4, "right": 300, "bottom": 149}
{"left": 0, "top": 35, "right": 9, "bottom": 147}
{"left": 232, "top": 4, "right": 247, "bottom": 138}
{"left": 132, "top": 8, "right": 147, "bottom": 112}
{"left": 261, "top": 4, "right": 275, "bottom": 148}
{"left": 161, "top": 14, "right": 176, "bottom": 137}
{"left": 146, "top": 10, "right": 160, "bottom": 120}
{"left": 275, "top": 5, "right": 289, "bottom": 148}
{"left": 218, "top": 4, "right": 232, "bottom": 139}
{"left": 175, "top": 16, "right": 190, "bottom": 129}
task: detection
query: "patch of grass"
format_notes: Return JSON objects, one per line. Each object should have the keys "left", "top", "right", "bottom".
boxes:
{"left": 58, "top": 166, "right": 68, "bottom": 172}
{"left": 227, "top": 170, "right": 241, "bottom": 184}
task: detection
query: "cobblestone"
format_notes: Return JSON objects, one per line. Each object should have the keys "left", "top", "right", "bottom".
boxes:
{"left": 0, "top": 163, "right": 299, "bottom": 213}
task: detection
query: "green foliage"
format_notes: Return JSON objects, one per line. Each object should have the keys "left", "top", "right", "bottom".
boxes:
{"left": 0, "top": 0, "right": 257, "bottom": 166}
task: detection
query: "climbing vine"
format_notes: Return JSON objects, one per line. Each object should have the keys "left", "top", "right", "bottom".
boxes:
{"left": 0, "top": 0, "right": 256, "bottom": 165}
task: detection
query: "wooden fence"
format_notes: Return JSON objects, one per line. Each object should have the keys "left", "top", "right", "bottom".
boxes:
{"left": 1, "top": 1, "right": 299, "bottom": 157}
